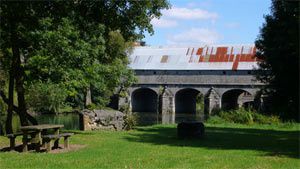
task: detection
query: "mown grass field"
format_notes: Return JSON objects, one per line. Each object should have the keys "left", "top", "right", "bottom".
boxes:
{"left": 0, "top": 123, "right": 299, "bottom": 169}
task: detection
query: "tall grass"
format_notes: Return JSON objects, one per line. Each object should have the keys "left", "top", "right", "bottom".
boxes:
{"left": 208, "top": 108, "right": 281, "bottom": 125}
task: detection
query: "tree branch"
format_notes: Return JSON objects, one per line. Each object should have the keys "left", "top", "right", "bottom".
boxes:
{"left": 0, "top": 90, "right": 19, "bottom": 112}
{"left": 0, "top": 90, "right": 37, "bottom": 125}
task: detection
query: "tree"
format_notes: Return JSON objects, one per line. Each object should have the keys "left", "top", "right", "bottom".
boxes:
{"left": 27, "top": 18, "right": 135, "bottom": 108}
{"left": 0, "top": 1, "right": 48, "bottom": 133}
{"left": 255, "top": 0, "right": 299, "bottom": 121}
{"left": 0, "top": 0, "right": 169, "bottom": 133}
{"left": 74, "top": 0, "right": 170, "bottom": 40}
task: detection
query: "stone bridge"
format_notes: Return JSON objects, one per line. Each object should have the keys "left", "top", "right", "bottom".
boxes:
{"left": 116, "top": 45, "right": 264, "bottom": 124}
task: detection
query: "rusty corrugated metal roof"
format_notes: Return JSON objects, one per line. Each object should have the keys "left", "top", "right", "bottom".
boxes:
{"left": 128, "top": 45, "right": 260, "bottom": 70}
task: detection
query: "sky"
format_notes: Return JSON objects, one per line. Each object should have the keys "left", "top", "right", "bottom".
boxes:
{"left": 143, "top": 0, "right": 272, "bottom": 46}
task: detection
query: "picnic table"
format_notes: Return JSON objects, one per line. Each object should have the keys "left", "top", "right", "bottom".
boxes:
{"left": 20, "top": 124, "right": 64, "bottom": 152}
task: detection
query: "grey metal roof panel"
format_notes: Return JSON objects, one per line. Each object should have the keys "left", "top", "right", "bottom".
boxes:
{"left": 128, "top": 45, "right": 259, "bottom": 70}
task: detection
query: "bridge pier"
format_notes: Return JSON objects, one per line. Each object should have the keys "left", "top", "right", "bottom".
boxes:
{"left": 204, "top": 88, "right": 221, "bottom": 116}
{"left": 161, "top": 88, "right": 175, "bottom": 124}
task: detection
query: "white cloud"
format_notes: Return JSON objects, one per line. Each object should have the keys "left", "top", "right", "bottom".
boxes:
{"left": 167, "top": 28, "right": 221, "bottom": 45}
{"left": 151, "top": 18, "right": 178, "bottom": 28}
{"left": 163, "top": 7, "right": 218, "bottom": 20}
{"left": 150, "top": 7, "right": 218, "bottom": 29}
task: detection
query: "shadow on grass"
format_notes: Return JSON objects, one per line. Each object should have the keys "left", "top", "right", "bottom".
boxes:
{"left": 123, "top": 125, "right": 300, "bottom": 158}
{"left": 0, "top": 144, "right": 51, "bottom": 153}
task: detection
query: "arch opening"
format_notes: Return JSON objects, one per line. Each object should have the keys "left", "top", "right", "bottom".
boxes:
{"left": 175, "top": 88, "right": 204, "bottom": 122}
{"left": 221, "top": 89, "right": 252, "bottom": 110}
{"left": 131, "top": 88, "right": 158, "bottom": 125}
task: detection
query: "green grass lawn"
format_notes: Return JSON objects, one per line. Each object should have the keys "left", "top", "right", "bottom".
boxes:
{"left": 0, "top": 123, "right": 299, "bottom": 169}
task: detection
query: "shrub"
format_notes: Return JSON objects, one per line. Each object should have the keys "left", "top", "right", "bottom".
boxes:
{"left": 119, "top": 104, "right": 130, "bottom": 114}
{"left": 86, "top": 103, "right": 96, "bottom": 110}
{"left": 26, "top": 82, "right": 67, "bottom": 113}
{"left": 206, "top": 116, "right": 227, "bottom": 124}
{"left": 219, "top": 108, "right": 254, "bottom": 124}
{"left": 215, "top": 108, "right": 281, "bottom": 125}
{"left": 252, "top": 113, "right": 280, "bottom": 124}
{"left": 123, "top": 113, "right": 137, "bottom": 130}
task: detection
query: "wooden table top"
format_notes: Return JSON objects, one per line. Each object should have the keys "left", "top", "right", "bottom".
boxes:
{"left": 20, "top": 124, "right": 64, "bottom": 131}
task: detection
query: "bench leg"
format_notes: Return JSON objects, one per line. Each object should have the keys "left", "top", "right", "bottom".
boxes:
{"left": 54, "top": 139, "right": 59, "bottom": 149}
{"left": 35, "top": 143, "right": 41, "bottom": 152}
{"left": 41, "top": 130, "right": 47, "bottom": 148}
{"left": 41, "top": 139, "right": 45, "bottom": 148}
{"left": 22, "top": 136, "right": 28, "bottom": 152}
{"left": 45, "top": 140, "right": 52, "bottom": 152}
{"left": 64, "top": 137, "right": 70, "bottom": 149}
{"left": 9, "top": 137, "right": 16, "bottom": 150}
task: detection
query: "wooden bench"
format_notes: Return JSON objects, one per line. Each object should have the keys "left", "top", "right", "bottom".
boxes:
{"left": 42, "top": 133, "right": 74, "bottom": 152}
{"left": 6, "top": 131, "right": 35, "bottom": 150}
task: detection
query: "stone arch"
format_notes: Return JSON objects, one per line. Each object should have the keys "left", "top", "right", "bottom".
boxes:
{"left": 131, "top": 88, "right": 158, "bottom": 112}
{"left": 175, "top": 88, "right": 204, "bottom": 122}
{"left": 221, "top": 89, "right": 253, "bottom": 110}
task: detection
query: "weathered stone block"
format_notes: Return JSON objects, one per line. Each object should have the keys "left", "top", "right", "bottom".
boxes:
{"left": 80, "top": 109, "right": 125, "bottom": 131}
{"left": 177, "top": 122, "right": 205, "bottom": 139}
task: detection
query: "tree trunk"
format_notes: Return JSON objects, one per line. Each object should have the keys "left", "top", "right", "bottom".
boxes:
{"left": 85, "top": 86, "right": 92, "bottom": 107}
{"left": 8, "top": 20, "right": 38, "bottom": 127}
{"left": 5, "top": 68, "right": 14, "bottom": 134}
{"left": 15, "top": 64, "right": 30, "bottom": 126}
{"left": 13, "top": 40, "right": 29, "bottom": 126}
{"left": 13, "top": 45, "right": 38, "bottom": 126}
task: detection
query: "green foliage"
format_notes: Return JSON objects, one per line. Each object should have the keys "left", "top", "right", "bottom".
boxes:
{"left": 0, "top": 113, "right": 21, "bottom": 135}
{"left": 211, "top": 107, "right": 221, "bottom": 115}
{"left": 196, "top": 93, "right": 204, "bottom": 114}
{"left": 211, "top": 108, "right": 281, "bottom": 125}
{"left": 120, "top": 103, "right": 138, "bottom": 130}
{"left": 0, "top": 97, "right": 6, "bottom": 115}
{"left": 255, "top": 0, "right": 299, "bottom": 120}
{"left": 86, "top": 103, "right": 96, "bottom": 110}
{"left": 123, "top": 113, "right": 138, "bottom": 130}
{"left": 119, "top": 90, "right": 128, "bottom": 98}
{"left": 251, "top": 112, "right": 281, "bottom": 125}
{"left": 86, "top": 103, "right": 105, "bottom": 111}
{"left": 26, "top": 82, "right": 67, "bottom": 113}
{"left": 219, "top": 108, "right": 254, "bottom": 124}
{"left": 74, "top": 0, "right": 170, "bottom": 40}
{"left": 27, "top": 18, "right": 137, "bottom": 108}
{"left": 27, "top": 17, "right": 105, "bottom": 89}
{"left": 206, "top": 115, "right": 227, "bottom": 124}
{"left": 119, "top": 104, "right": 130, "bottom": 114}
